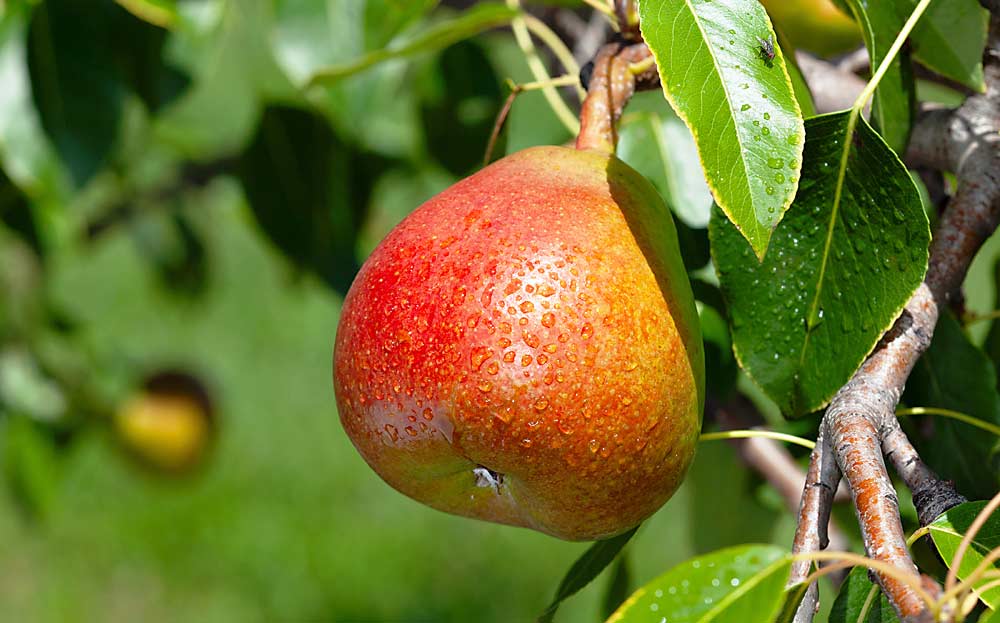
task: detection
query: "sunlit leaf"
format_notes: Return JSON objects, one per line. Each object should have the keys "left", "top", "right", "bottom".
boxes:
{"left": 905, "top": 0, "right": 988, "bottom": 92}
{"left": 607, "top": 545, "right": 791, "bottom": 622}
{"left": 638, "top": 0, "right": 804, "bottom": 258}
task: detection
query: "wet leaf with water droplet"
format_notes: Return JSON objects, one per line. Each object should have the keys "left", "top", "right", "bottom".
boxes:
{"left": 710, "top": 112, "right": 929, "bottom": 416}
{"left": 607, "top": 544, "right": 792, "bottom": 622}
{"left": 638, "top": 0, "right": 804, "bottom": 258}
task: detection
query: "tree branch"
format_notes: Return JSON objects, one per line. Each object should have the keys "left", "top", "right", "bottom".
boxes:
{"left": 795, "top": 52, "right": 867, "bottom": 115}
{"left": 790, "top": 18, "right": 1000, "bottom": 623}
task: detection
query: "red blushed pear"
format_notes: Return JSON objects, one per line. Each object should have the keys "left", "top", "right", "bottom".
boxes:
{"left": 333, "top": 45, "right": 703, "bottom": 541}
{"left": 333, "top": 146, "right": 704, "bottom": 540}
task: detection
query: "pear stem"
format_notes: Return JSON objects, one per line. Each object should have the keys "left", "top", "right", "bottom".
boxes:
{"left": 575, "top": 42, "right": 655, "bottom": 154}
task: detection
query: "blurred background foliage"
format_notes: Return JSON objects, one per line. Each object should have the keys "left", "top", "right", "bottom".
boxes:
{"left": 0, "top": 0, "right": 991, "bottom": 621}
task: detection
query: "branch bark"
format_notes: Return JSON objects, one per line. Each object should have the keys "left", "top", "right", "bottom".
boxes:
{"left": 789, "top": 18, "right": 1000, "bottom": 623}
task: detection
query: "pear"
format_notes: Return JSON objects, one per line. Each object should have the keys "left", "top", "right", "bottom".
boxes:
{"left": 334, "top": 145, "right": 703, "bottom": 540}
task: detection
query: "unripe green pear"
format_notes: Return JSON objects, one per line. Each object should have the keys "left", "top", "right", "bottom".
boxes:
{"left": 334, "top": 145, "right": 703, "bottom": 541}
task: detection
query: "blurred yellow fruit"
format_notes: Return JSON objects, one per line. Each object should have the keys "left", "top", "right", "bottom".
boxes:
{"left": 114, "top": 372, "right": 213, "bottom": 474}
{"left": 760, "top": 0, "right": 862, "bottom": 57}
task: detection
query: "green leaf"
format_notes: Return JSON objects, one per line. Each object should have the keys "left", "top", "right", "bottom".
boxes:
{"left": 829, "top": 567, "right": 900, "bottom": 623}
{"left": 638, "top": 0, "right": 805, "bottom": 259}
{"left": 237, "top": 106, "right": 393, "bottom": 294}
{"left": 1, "top": 414, "right": 61, "bottom": 521}
{"left": 537, "top": 526, "right": 638, "bottom": 623}
{"left": 618, "top": 93, "right": 714, "bottom": 230}
{"left": 906, "top": 0, "right": 988, "bottom": 92}
{"left": 306, "top": 3, "right": 518, "bottom": 85}
{"left": 607, "top": 545, "right": 791, "bottom": 622}
{"left": 904, "top": 311, "right": 1000, "bottom": 499}
{"left": 364, "top": 0, "right": 439, "bottom": 50}
{"left": 698, "top": 293, "right": 738, "bottom": 399}
{"left": 417, "top": 40, "right": 503, "bottom": 176}
{"left": 601, "top": 554, "right": 633, "bottom": 621}
{"left": 711, "top": 112, "right": 930, "bottom": 416}
{"left": 26, "top": 0, "right": 125, "bottom": 187}
{"left": 270, "top": 0, "right": 424, "bottom": 157}
{"left": 155, "top": 0, "right": 296, "bottom": 159}
{"left": 928, "top": 501, "right": 1000, "bottom": 610}
{"left": 114, "top": 0, "right": 178, "bottom": 28}
{"left": 0, "top": 3, "right": 70, "bottom": 207}
{"left": 842, "top": 0, "right": 915, "bottom": 154}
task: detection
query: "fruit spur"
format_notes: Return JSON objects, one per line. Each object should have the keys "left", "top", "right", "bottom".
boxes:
{"left": 333, "top": 43, "right": 704, "bottom": 541}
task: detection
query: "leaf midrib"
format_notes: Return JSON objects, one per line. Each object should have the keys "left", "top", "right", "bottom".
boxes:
{"left": 797, "top": 112, "right": 860, "bottom": 383}
{"left": 694, "top": 554, "right": 789, "bottom": 623}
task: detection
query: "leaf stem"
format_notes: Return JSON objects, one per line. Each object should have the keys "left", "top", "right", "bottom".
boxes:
{"left": 852, "top": 0, "right": 932, "bottom": 113}
{"left": 897, "top": 406, "right": 1000, "bottom": 438}
{"left": 521, "top": 15, "right": 586, "bottom": 101}
{"left": 506, "top": 0, "right": 581, "bottom": 135}
{"left": 699, "top": 429, "right": 816, "bottom": 450}
{"left": 964, "top": 309, "right": 1000, "bottom": 326}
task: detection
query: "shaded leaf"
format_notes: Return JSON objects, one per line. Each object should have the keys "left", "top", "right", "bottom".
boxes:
{"left": 1, "top": 414, "right": 62, "bottom": 521}
{"left": 829, "top": 566, "right": 900, "bottom": 623}
{"left": 27, "top": 0, "right": 125, "bottom": 187}
{"left": 601, "top": 555, "right": 633, "bottom": 621}
{"left": 711, "top": 112, "right": 929, "bottom": 416}
{"left": 928, "top": 501, "right": 1000, "bottom": 610}
{"left": 237, "top": 106, "right": 392, "bottom": 294}
{"left": 537, "top": 526, "right": 638, "bottom": 623}
{"left": 112, "top": 11, "right": 190, "bottom": 113}
{"left": 906, "top": 0, "right": 988, "bottom": 92}
{"left": 607, "top": 545, "right": 791, "bottom": 622}
{"left": 638, "top": 0, "right": 804, "bottom": 258}
{"left": 418, "top": 40, "right": 502, "bottom": 176}
{"left": 695, "top": 281, "right": 738, "bottom": 399}
{"left": 842, "top": 0, "right": 915, "bottom": 154}
{"left": 904, "top": 311, "right": 1000, "bottom": 499}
